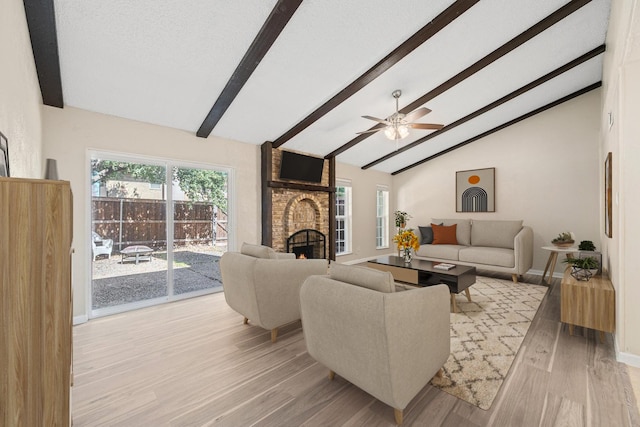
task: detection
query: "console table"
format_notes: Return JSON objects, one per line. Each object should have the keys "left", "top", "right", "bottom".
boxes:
{"left": 560, "top": 267, "right": 615, "bottom": 341}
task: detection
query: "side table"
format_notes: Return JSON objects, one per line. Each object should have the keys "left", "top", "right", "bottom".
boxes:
{"left": 540, "top": 245, "right": 579, "bottom": 285}
{"left": 560, "top": 268, "right": 615, "bottom": 341}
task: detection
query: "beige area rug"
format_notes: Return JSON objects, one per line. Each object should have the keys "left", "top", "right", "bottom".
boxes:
{"left": 430, "top": 276, "right": 548, "bottom": 410}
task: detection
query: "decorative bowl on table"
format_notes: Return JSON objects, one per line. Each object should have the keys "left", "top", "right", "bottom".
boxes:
{"left": 551, "top": 232, "right": 575, "bottom": 248}
{"left": 552, "top": 241, "right": 574, "bottom": 248}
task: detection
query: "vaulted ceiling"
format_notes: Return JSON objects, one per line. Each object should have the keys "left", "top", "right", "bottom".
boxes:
{"left": 27, "top": 0, "right": 611, "bottom": 174}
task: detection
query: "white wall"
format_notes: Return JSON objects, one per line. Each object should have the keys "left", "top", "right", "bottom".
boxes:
{"left": 335, "top": 162, "right": 394, "bottom": 263}
{"left": 601, "top": 0, "right": 640, "bottom": 363}
{"left": 393, "top": 89, "right": 602, "bottom": 276}
{"left": 0, "top": 0, "right": 43, "bottom": 177}
{"left": 42, "top": 106, "right": 261, "bottom": 318}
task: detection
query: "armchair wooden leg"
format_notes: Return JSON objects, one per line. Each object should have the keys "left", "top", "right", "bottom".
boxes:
{"left": 328, "top": 370, "right": 335, "bottom": 380}
{"left": 271, "top": 328, "right": 278, "bottom": 343}
{"left": 511, "top": 274, "right": 518, "bottom": 283}
{"left": 243, "top": 317, "right": 249, "bottom": 325}
{"left": 394, "top": 408, "right": 404, "bottom": 425}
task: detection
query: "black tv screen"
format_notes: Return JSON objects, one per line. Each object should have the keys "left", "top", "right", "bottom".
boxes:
{"left": 279, "top": 151, "right": 324, "bottom": 183}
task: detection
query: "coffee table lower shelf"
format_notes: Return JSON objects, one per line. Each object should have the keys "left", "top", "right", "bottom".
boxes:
{"left": 367, "top": 256, "right": 476, "bottom": 313}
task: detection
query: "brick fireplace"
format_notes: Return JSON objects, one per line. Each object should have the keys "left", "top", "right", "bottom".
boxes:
{"left": 261, "top": 142, "right": 335, "bottom": 259}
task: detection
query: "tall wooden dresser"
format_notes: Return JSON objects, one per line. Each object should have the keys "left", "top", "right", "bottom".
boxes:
{"left": 0, "top": 177, "right": 73, "bottom": 426}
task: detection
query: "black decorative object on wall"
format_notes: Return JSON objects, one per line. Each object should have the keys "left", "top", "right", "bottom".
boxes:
{"left": 0, "top": 132, "right": 9, "bottom": 177}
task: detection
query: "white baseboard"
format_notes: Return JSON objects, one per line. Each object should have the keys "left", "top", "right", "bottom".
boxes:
{"left": 526, "top": 269, "right": 564, "bottom": 279}
{"left": 73, "top": 314, "right": 88, "bottom": 325}
{"left": 615, "top": 339, "right": 640, "bottom": 367}
{"left": 339, "top": 261, "right": 565, "bottom": 280}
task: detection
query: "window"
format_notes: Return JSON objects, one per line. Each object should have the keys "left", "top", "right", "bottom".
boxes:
{"left": 336, "top": 180, "right": 352, "bottom": 255}
{"left": 376, "top": 186, "right": 389, "bottom": 248}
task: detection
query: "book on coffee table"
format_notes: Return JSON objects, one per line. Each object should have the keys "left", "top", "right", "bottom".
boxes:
{"left": 433, "top": 263, "right": 456, "bottom": 270}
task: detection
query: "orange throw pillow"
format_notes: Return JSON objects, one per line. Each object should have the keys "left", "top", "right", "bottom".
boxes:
{"left": 431, "top": 223, "right": 458, "bottom": 245}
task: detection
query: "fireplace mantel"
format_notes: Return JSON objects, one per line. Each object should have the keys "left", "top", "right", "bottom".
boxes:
{"left": 267, "top": 180, "right": 335, "bottom": 193}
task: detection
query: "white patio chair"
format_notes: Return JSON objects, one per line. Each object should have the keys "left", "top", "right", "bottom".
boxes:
{"left": 92, "top": 231, "right": 113, "bottom": 261}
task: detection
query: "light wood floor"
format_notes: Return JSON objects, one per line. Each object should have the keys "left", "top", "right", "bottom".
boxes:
{"left": 72, "top": 271, "right": 640, "bottom": 426}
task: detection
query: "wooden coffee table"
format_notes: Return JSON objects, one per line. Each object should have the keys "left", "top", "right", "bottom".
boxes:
{"left": 367, "top": 256, "right": 476, "bottom": 313}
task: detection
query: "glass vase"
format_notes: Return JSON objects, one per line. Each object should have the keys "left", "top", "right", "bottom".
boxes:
{"left": 403, "top": 248, "right": 412, "bottom": 263}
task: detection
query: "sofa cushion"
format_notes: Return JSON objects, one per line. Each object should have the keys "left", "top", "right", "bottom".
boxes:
{"left": 471, "top": 220, "right": 523, "bottom": 249}
{"left": 459, "top": 246, "right": 515, "bottom": 268}
{"left": 432, "top": 218, "right": 471, "bottom": 246}
{"left": 431, "top": 223, "right": 458, "bottom": 245}
{"left": 241, "top": 242, "right": 277, "bottom": 259}
{"left": 415, "top": 244, "right": 463, "bottom": 261}
{"left": 329, "top": 262, "right": 395, "bottom": 293}
{"left": 418, "top": 223, "right": 441, "bottom": 244}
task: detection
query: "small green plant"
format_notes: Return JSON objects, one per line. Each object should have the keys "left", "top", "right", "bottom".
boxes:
{"left": 394, "top": 210, "right": 411, "bottom": 228}
{"left": 563, "top": 256, "right": 599, "bottom": 269}
{"left": 552, "top": 232, "right": 574, "bottom": 244}
{"left": 578, "top": 240, "right": 596, "bottom": 251}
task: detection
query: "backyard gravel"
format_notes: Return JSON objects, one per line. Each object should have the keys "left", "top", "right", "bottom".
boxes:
{"left": 92, "top": 245, "right": 224, "bottom": 309}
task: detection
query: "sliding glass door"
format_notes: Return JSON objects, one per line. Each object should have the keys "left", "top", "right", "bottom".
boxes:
{"left": 172, "top": 166, "right": 228, "bottom": 296}
{"left": 90, "top": 153, "right": 229, "bottom": 316}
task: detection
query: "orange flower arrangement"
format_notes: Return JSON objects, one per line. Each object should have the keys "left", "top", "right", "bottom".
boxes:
{"left": 393, "top": 228, "right": 420, "bottom": 251}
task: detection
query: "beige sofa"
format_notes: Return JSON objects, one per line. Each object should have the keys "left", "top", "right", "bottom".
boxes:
{"left": 300, "top": 263, "right": 450, "bottom": 425}
{"left": 415, "top": 219, "right": 533, "bottom": 283}
{"left": 220, "top": 243, "right": 328, "bottom": 342}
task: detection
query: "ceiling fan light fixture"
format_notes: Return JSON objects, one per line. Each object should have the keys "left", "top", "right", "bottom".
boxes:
{"left": 384, "top": 123, "right": 409, "bottom": 140}
{"left": 358, "top": 89, "right": 442, "bottom": 144}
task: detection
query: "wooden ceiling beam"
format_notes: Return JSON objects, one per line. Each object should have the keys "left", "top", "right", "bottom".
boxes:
{"left": 363, "top": 44, "right": 606, "bottom": 169}
{"left": 391, "top": 82, "right": 602, "bottom": 175}
{"left": 271, "top": 0, "right": 480, "bottom": 148}
{"left": 23, "top": 0, "right": 64, "bottom": 108}
{"left": 328, "top": 0, "right": 593, "bottom": 158}
{"left": 197, "top": 0, "right": 303, "bottom": 138}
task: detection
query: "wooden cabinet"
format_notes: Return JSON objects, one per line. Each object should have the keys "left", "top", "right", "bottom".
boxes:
{"left": 1, "top": 177, "right": 73, "bottom": 426}
{"left": 560, "top": 267, "right": 615, "bottom": 340}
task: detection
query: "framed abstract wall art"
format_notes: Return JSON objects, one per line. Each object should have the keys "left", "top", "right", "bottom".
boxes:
{"left": 456, "top": 167, "right": 495, "bottom": 212}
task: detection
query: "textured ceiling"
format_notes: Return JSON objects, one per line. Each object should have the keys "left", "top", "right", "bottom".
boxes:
{"left": 52, "top": 0, "right": 611, "bottom": 174}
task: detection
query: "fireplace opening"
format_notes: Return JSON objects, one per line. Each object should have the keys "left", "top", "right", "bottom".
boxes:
{"left": 287, "top": 229, "right": 326, "bottom": 259}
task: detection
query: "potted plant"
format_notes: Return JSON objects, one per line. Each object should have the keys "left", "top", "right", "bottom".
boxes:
{"left": 564, "top": 256, "right": 599, "bottom": 281}
{"left": 551, "top": 232, "right": 574, "bottom": 248}
{"left": 578, "top": 239, "right": 601, "bottom": 275}
{"left": 394, "top": 210, "right": 411, "bottom": 229}
{"left": 578, "top": 240, "right": 596, "bottom": 251}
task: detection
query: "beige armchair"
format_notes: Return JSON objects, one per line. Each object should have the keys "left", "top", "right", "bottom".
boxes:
{"left": 300, "top": 263, "right": 450, "bottom": 425}
{"left": 219, "top": 243, "right": 328, "bottom": 343}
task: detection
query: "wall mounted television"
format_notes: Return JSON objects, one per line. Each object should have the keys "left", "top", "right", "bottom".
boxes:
{"left": 279, "top": 151, "right": 324, "bottom": 183}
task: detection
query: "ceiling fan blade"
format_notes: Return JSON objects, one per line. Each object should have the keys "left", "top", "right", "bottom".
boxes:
{"left": 403, "top": 107, "right": 432, "bottom": 122}
{"left": 408, "top": 123, "right": 444, "bottom": 130}
{"left": 362, "top": 115, "right": 390, "bottom": 125}
{"left": 356, "top": 128, "right": 384, "bottom": 135}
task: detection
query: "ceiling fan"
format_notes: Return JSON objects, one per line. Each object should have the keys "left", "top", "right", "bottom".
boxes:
{"left": 358, "top": 90, "right": 443, "bottom": 141}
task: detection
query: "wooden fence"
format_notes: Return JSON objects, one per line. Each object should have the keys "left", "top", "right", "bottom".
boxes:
{"left": 92, "top": 197, "right": 227, "bottom": 250}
